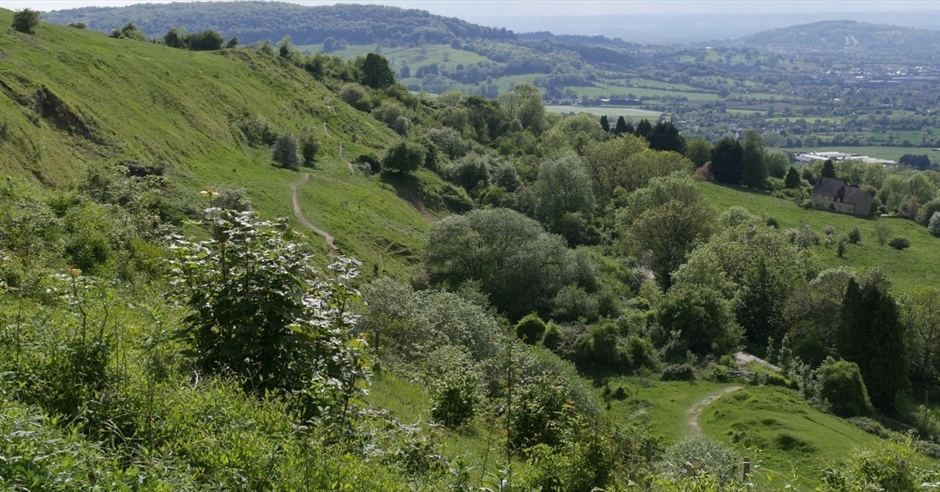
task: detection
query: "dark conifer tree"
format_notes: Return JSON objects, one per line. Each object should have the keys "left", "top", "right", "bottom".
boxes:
{"left": 635, "top": 118, "right": 653, "bottom": 139}
{"left": 647, "top": 120, "right": 686, "bottom": 153}
{"left": 784, "top": 167, "right": 801, "bottom": 189}
{"left": 740, "top": 130, "right": 767, "bottom": 189}
{"left": 600, "top": 115, "right": 610, "bottom": 133}
{"left": 613, "top": 116, "right": 629, "bottom": 136}
{"left": 821, "top": 159, "right": 837, "bottom": 179}
{"left": 710, "top": 136, "right": 744, "bottom": 185}
{"left": 837, "top": 277, "right": 909, "bottom": 412}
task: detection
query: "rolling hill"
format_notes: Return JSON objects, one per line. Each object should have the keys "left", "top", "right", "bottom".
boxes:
{"left": 0, "top": 7, "right": 435, "bottom": 274}
{"left": 41, "top": 2, "right": 516, "bottom": 47}
{"left": 736, "top": 20, "right": 940, "bottom": 56}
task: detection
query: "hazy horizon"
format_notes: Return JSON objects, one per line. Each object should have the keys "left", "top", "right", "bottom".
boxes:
{"left": 15, "top": 0, "right": 940, "bottom": 42}
{"left": 14, "top": 0, "right": 940, "bottom": 18}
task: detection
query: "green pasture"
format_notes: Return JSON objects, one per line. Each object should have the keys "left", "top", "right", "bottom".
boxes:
{"left": 699, "top": 181, "right": 940, "bottom": 294}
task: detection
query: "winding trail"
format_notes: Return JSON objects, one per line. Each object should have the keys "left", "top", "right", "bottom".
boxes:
{"left": 687, "top": 386, "right": 744, "bottom": 431}
{"left": 322, "top": 122, "right": 330, "bottom": 138}
{"left": 290, "top": 173, "right": 336, "bottom": 249}
{"left": 339, "top": 141, "right": 354, "bottom": 174}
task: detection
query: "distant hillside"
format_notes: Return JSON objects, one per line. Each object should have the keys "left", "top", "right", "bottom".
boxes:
{"left": 42, "top": 1, "right": 516, "bottom": 47}
{"left": 736, "top": 20, "right": 940, "bottom": 55}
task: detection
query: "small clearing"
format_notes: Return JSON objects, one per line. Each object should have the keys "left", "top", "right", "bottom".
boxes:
{"left": 290, "top": 173, "right": 336, "bottom": 249}
{"left": 687, "top": 386, "right": 744, "bottom": 431}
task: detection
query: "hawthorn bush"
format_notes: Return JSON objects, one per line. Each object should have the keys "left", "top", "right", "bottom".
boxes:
{"left": 168, "top": 208, "right": 369, "bottom": 420}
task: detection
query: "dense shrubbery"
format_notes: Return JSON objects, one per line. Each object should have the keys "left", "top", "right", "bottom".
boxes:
{"left": 515, "top": 313, "right": 547, "bottom": 344}
{"left": 169, "top": 210, "right": 368, "bottom": 418}
{"left": 931, "top": 211, "right": 940, "bottom": 236}
{"left": 272, "top": 132, "right": 300, "bottom": 169}
{"left": 817, "top": 358, "right": 873, "bottom": 417}
{"left": 658, "top": 434, "right": 738, "bottom": 484}
{"left": 890, "top": 236, "right": 911, "bottom": 250}
{"left": 238, "top": 116, "right": 279, "bottom": 147}
{"left": 424, "top": 208, "right": 595, "bottom": 320}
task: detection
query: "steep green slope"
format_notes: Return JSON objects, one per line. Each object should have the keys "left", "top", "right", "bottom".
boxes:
{"left": 0, "top": 9, "right": 433, "bottom": 273}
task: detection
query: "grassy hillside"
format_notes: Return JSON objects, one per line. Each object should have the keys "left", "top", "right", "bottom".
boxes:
{"left": 699, "top": 181, "right": 940, "bottom": 293}
{"left": 0, "top": 9, "right": 432, "bottom": 273}
{"left": 700, "top": 386, "right": 885, "bottom": 490}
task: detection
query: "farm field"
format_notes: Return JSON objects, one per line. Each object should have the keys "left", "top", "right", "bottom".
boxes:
{"left": 546, "top": 105, "right": 662, "bottom": 120}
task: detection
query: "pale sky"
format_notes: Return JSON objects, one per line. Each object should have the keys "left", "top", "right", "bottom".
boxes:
{"left": 8, "top": 0, "right": 940, "bottom": 18}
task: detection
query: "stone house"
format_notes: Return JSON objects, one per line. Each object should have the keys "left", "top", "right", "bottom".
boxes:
{"left": 811, "top": 176, "right": 874, "bottom": 217}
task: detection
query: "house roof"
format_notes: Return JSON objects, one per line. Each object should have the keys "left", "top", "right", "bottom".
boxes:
{"left": 813, "top": 176, "right": 846, "bottom": 197}
{"left": 813, "top": 176, "right": 871, "bottom": 207}
{"left": 842, "top": 186, "right": 871, "bottom": 206}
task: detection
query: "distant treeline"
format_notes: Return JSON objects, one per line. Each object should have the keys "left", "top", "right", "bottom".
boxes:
{"left": 43, "top": 2, "right": 517, "bottom": 47}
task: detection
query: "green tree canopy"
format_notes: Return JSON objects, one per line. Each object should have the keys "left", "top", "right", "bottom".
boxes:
{"left": 164, "top": 26, "right": 186, "bottom": 48}
{"left": 582, "top": 137, "right": 693, "bottom": 207}
{"left": 620, "top": 174, "right": 714, "bottom": 289}
{"left": 658, "top": 285, "right": 742, "bottom": 356}
{"left": 498, "top": 83, "right": 545, "bottom": 134}
{"left": 539, "top": 113, "right": 608, "bottom": 158}
{"left": 424, "top": 208, "right": 590, "bottom": 320}
{"left": 360, "top": 52, "right": 396, "bottom": 89}
{"left": 899, "top": 287, "right": 940, "bottom": 383}
{"left": 272, "top": 132, "right": 300, "bottom": 170}
{"left": 381, "top": 140, "right": 425, "bottom": 174}
{"left": 684, "top": 138, "right": 713, "bottom": 168}
{"left": 187, "top": 30, "right": 224, "bottom": 50}
{"left": 168, "top": 211, "right": 367, "bottom": 417}
{"left": 765, "top": 149, "right": 790, "bottom": 179}
{"left": 673, "top": 217, "right": 809, "bottom": 344}
{"left": 535, "top": 154, "right": 595, "bottom": 236}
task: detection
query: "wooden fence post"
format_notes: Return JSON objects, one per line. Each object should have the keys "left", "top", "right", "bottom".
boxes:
{"left": 645, "top": 440, "right": 652, "bottom": 463}
{"left": 743, "top": 457, "right": 751, "bottom": 481}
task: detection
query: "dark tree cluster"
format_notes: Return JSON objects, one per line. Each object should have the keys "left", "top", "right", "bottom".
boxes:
{"left": 164, "top": 27, "right": 228, "bottom": 50}
{"left": 12, "top": 8, "right": 42, "bottom": 34}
